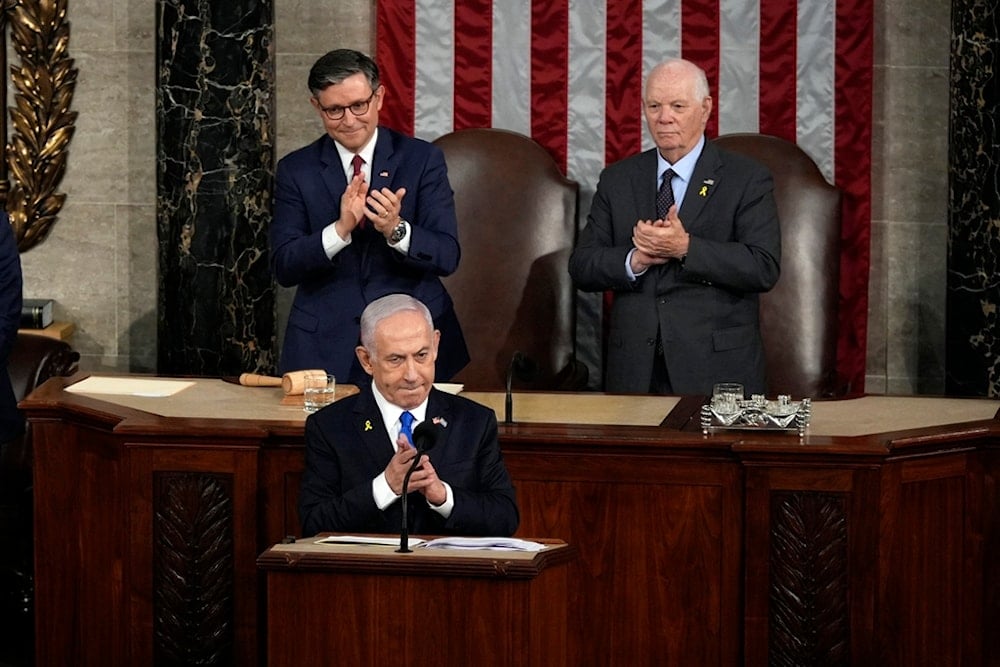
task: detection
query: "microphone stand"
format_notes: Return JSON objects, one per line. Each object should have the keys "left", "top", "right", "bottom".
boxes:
{"left": 396, "top": 421, "right": 441, "bottom": 553}
{"left": 397, "top": 452, "right": 423, "bottom": 553}
{"left": 504, "top": 351, "right": 526, "bottom": 424}
{"left": 505, "top": 351, "right": 539, "bottom": 423}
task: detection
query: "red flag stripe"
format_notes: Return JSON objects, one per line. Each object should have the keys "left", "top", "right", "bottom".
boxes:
{"left": 834, "top": 0, "right": 873, "bottom": 393}
{"left": 454, "top": 0, "right": 493, "bottom": 129}
{"left": 530, "top": 0, "right": 570, "bottom": 171}
{"left": 681, "top": 0, "right": 721, "bottom": 138}
{"left": 605, "top": 0, "right": 644, "bottom": 164}
{"left": 758, "top": 0, "right": 798, "bottom": 141}
{"left": 376, "top": 0, "right": 416, "bottom": 135}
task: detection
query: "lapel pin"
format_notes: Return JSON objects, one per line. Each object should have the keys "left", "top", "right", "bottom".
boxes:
{"left": 379, "top": 170, "right": 389, "bottom": 178}
{"left": 364, "top": 420, "right": 373, "bottom": 431}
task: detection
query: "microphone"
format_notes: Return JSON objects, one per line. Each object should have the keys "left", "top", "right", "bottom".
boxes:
{"left": 504, "top": 351, "right": 539, "bottom": 424}
{"left": 397, "top": 419, "right": 444, "bottom": 553}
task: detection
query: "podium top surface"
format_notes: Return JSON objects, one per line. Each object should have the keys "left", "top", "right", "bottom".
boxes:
{"left": 257, "top": 536, "right": 575, "bottom": 580}
{"left": 25, "top": 374, "right": 1000, "bottom": 440}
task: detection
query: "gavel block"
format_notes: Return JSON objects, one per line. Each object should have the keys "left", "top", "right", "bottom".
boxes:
{"left": 238, "top": 369, "right": 327, "bottom": 395}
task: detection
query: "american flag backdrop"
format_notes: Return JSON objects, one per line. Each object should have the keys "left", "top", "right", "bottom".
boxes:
{"left": 376, "top": 0, "right": 872, "bottom": 393}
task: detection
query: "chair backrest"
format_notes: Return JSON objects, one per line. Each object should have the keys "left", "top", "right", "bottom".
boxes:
{"left": 713, "top": 133, "right": 844, "bottom": 398}
{"left": 433, "top": 128, "right": 585, "bottom": 391}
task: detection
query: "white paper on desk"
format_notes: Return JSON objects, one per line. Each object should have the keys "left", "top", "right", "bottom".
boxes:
{"left": 315, "top": 535, "right": 426, "bottom": 548}
{"left": 65, "top": 376, "right": 195, "bottom": 397}
{"left": 421, "top": 537, "right": 546, "bottom": 551}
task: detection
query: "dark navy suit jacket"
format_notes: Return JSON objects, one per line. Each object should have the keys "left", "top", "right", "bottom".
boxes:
{"left": 569, "top": 140, "right": 781, "bottom": 395}
{"left": 299, "top": 386, "right": 519, "bottom": 538}
{"left": 270, "top": 127, "right": 469, "bottom": 385}
{"left": 0, "top": 214, "right": 23, "bottom": 444}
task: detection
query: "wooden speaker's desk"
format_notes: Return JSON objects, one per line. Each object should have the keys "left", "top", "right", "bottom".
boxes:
{"left": 21, "top": 376, "right": 1000, "bottom": 665}
{"left": 258, "top": 537, "right": 574, "bottom": 666}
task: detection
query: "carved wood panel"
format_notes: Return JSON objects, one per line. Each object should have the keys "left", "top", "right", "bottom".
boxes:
{"left": 769, "top": 491, "right": 850, "bottom": 666}
{"left": 153, "top": 472, "right": 235, "bottom": 667}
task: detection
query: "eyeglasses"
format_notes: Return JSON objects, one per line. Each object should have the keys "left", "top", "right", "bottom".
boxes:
{"left": 317, "top": 90, "right": 376, "bottom": 121}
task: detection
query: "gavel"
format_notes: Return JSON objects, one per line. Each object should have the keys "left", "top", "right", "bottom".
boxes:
{"left": 238, "top": 370, "right": 327, "bottom": 395}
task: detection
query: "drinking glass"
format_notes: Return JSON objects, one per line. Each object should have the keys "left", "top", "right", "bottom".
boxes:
{"left": 711, "top": 382, "right": 744, "bottom": 414}
{"left": 303, "top": 373, "right": 336, "bottom": 413}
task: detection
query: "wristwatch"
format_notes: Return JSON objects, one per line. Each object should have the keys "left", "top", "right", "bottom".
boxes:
{"left": 388, "top": 219, "right": 408, "bottom": 245}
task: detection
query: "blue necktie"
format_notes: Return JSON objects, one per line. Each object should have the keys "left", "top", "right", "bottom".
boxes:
{"left": 399, "top": 411, "right": 415, "bottom": 447}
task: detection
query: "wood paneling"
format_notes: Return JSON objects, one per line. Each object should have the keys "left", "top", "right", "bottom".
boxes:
{"left": 23, "top": 381, "right": 1000, "bottom": 665}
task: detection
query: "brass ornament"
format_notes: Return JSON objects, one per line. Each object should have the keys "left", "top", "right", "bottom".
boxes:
{"left": 4, "top": 0, "right": 78, "bottom": 252}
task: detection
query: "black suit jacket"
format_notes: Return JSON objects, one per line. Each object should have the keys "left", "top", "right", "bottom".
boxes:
{"left": 299, "top": 386, "right": 519, "bottom": 538}
{"left": 0, "top": 214, "right": 23, "bottom": 443}
{"left": 569, "top": 140, "right": 781, "bottom": 395}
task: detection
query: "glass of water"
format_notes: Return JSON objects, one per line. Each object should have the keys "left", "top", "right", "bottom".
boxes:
{"left": 302, "top": 373, "right": 336, "bottom": 413}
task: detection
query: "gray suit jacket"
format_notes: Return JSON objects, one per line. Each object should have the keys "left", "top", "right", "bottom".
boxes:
{"left": 569, "top": 139, "right": 781, "bottom": 395}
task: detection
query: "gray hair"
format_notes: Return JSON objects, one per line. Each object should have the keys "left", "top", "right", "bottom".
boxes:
{"left": 308, "top": 49, "right": 380, "bottom": 97}
{"left": 359, "top": 294, "right": 434, "bottom": 352}
{"left": 650, "top": 58, "right": 711, "bottom": 100}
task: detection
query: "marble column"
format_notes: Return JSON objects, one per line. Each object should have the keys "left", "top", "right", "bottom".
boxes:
{"left": 156, "top": 0, "right": 276, "bottom": 376}
{"left": 947, "top": 1, "right": 999, "bottom": 396}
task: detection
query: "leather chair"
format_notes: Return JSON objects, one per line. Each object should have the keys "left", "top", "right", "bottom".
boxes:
{"left": 433, "top": 128, "right": 587, "bottom": 391}
{"left": 714, "top": 133, "right": 844, "bottom": 398}
{"left": 0, "top": 332, "right": 79, "bottom": 666}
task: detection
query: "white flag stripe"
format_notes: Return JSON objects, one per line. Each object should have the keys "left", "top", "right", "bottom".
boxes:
{"left": 491, "top": 0, "right": 532, "bottom": 134}
{"left": 641, "top": 0, "right": 683, "bottom": 153}
{"left": 567, "top": 0, "right": 607, "bottom": 207}
{"left": 414, "top": 0, "right": 455, "bottom": 141}
{"left": 796, "top": 0, "right": 836, "bottom": 182}
{"left": 718, "top": 0, "right": 760, "bottom": 134}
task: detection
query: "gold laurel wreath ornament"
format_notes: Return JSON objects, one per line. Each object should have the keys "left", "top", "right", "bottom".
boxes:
{"left": 4, "top": 0, "right": 78, "bottom": 252}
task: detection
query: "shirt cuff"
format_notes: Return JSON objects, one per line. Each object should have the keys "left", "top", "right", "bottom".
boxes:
{"left": 626, "top": 248, "right": 647, "bottom": 280}
{"left": 322, "top": 222, "right": 352, "bottom": 259}
{"left": 427, "top": 482, "right": 454, "bottom": 518}
{"left": 372, "top": 472, "right": 398, "bottom": 511}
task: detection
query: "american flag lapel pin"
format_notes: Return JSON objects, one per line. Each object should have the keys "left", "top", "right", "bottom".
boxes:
{"left": 699, "top": 179, "right": 715, "bottom": 197}
{"left": 379, "top": 170, "right": 389, "bottom": 178}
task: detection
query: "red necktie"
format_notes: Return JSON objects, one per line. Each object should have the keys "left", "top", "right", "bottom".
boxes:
{"left": 352, "top": 154, "right": 365, "bottom": 227}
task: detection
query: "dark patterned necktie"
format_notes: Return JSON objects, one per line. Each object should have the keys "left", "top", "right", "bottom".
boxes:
{"left": 656, "top": 168, "right": 676, "bottom": 219}
{"left": 399, "top": 411, "right": 414, "bottom": 447}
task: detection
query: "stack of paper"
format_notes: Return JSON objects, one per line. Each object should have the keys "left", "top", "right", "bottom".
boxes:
{"left": 421, "top": 536, "right": 546, "bottom": 551}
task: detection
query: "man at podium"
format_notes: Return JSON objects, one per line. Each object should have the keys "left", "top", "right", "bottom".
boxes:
{"left": 299, "top": 293, "right": 519, "bottom": 538}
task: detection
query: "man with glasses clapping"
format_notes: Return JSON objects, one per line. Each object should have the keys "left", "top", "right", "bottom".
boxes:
{"left": 270, "top": 49, "right": 469, "bottom": 387}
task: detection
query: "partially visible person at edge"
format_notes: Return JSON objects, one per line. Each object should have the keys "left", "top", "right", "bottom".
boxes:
{"left": 0, "top": 213, "right": 24, "bottom": 447}
{"left": 270, "top": 48, "right": 469, "bottom": 386}
{"left": 299, "top": 293, "right": 519, "bottom": 538}
{"left": 568, "top": 58, "right": 781, "bottom": 395}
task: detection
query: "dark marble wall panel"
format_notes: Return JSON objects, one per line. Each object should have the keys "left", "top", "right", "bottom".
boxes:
{"left": 156, "top": 0, "right": 276, "bottom": 376}
{"left": 947, "top": 1, "right": 999, "bottom": 396}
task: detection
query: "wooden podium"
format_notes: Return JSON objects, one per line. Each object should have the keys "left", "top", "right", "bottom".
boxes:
{"left": 258, "top": 537, "right": 575, "bottom": 667}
